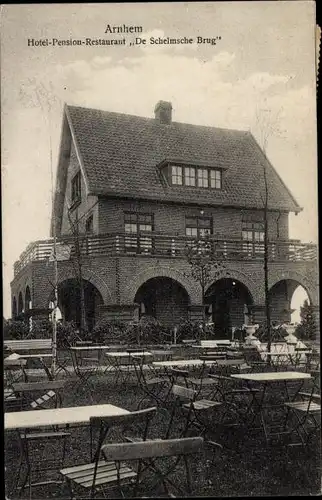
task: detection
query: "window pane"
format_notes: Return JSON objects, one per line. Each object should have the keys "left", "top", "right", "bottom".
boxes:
{"left": 186, "top": 227, "right": 198, "bottom": 237}
{"left": 139, "top": 224, "right": 152, "bottom": 232}
{"left": 184, "top": 167, "right": 196, "bottom": 186}
{"left": 124, "top": 213, "right": 137, "bottom": 223}
{"left": 210, "top": 170, "right": 221, "bottom": 189}
{"left": 198, "top": 218, "right": 211, "bottom": 228}
{"left": 125, "top": 223, "right": 137, "bottom": 233}
{"left": 186, "top": 218, "right": 197, "bottom": 227}
{"left": 199, "top": 228, "right": 211, "bottom": 237}
{"left": 172, "top": 165, "right": 183, "bottom": 185}
{"left": 198, "top": 168, "right": 208, "bottom": 188}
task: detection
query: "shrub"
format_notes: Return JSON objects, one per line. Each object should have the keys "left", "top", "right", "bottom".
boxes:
{"left": 175, "top": 319, "right": 216, "bottom": 343}
{"left": 125, "top": 316, "right": 171, "bottom": 346}
{"left": 56, "top": 321, "right": 80, "bottom": 348}
{"left": 91, "top": 319, "right": 127, "bottom": 345}
{"left": 3, "top": 319, "right": 30, "bottom": 340}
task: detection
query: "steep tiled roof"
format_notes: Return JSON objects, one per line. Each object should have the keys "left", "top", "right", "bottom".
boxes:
{"left": 65, "top": 104, "right": 300, "bottom": 212}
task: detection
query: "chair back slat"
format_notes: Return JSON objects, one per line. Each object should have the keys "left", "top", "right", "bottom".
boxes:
{"left": 102, "top": 437, "right": 204, "bottom": 461}
{"left": 172, "top": 384, "right": 196, "bottom": 401}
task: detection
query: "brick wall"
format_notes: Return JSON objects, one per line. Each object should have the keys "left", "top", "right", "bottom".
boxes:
{"left": 98, "top": 198, "right": 289, "bottom": 240}
{"left": 60, "top": 141, "right": 99, "bottom": 235}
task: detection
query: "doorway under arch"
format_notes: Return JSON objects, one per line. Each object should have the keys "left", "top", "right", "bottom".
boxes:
{"left": 134, "top": 277, "right": 190, "bottom": 326}
{"left": 49, "top": 279, "right": 104, "bottom": 332}
{"left": 205, "top": 278, "right": 254, "bottom": 337}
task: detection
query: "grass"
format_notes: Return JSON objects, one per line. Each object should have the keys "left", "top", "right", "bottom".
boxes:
{"left": 4, "top": 367, "right": 321, "bottom": 499}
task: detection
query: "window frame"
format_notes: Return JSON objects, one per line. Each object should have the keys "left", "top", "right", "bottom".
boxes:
{"left": 242, "top": 220, "right": 265, "bottom": 255}
{"left": 71, "top": 171, "right": 81, "bottom": 207}
{"left": 185, "top": 215, "right": 213, "bottom": 239}
{"left": 85, "top": 214, "right": 94, "bottom": 234}
{"left": 124, "top": 212, "right": 154, "bottom": 254}
{"left": 169, "top": 164, "right": 222, "bottom": 189}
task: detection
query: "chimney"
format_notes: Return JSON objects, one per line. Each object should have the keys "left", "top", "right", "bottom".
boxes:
{"left": 154, "top": 100, "right": 172, "bottom": 125}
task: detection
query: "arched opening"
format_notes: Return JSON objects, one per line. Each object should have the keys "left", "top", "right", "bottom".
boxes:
{"left": 269, "top": 279, "right": 311, "bottom": 324}
{"left": 205, "top": 278, "right": 254, "bottom": 337}
{"left": 49, "top": 279, "right": 104, "bottom": 332}
{"left": 12, "top": 297, "right": 17, "bottom": 319}
{"left": 25, "top": 286, "right": 31, "bottom": 312}
{"left": 291, "top": 285, "right": 311, "bottom": 323}
{"left": 134, "top": 277, "right": 190, "bottom": 326}
{"left": 18, "top": 292, "right": 24, "bottom": 315}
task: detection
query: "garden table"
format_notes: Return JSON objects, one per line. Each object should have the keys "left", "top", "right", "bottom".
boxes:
{"left": 153, "top": 359, "right": 217, "bottom": 368}
{"left": 231, "top": 371, "right": 311, "bottom": 443}
{"left": 70, "top": 345, "right": 111, "bottom": 368}
{"left": 106, "top": 351, "right": 154, "bottom": 384}
{"left": 5, "top": 403, "right": 130, "bottom": 431}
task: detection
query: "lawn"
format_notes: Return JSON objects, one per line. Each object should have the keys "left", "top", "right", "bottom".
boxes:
{"left": 4, "top": 368, "right": 321, "bottom": 498}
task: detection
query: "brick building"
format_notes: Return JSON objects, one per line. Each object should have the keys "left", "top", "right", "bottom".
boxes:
{"left": 11, "top": 101, "right": 319, "bottom": 336}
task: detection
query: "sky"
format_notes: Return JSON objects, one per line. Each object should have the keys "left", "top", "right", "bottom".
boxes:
{"left": 1, "top": 2, "right": 318, "bottom": 319}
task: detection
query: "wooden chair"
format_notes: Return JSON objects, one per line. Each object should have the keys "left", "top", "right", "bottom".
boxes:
{"left": 12, "top": 380, "right": 66, "bottom": 411}
{"left": 242, "top": 347, "right": 267, "bottom": 372}
{"left": 284, "top": 381, "right": 321, "bottom": 448}
{"left": 60, "top": 407, "right": 157, "bottom": 498}
{"left": 97, "top": 437, "right": 205, "bottom": 497}
{"left": 131, "top": 355, "right": 170, "bottom": 408}
{"left": 166, "top": 384, "right": 222, "bottom": 439}
{"left": 16, "top": 428, "right": 70, "bottom": 496}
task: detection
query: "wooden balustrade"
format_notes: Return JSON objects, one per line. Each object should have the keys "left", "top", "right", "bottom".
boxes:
{"left": 13, "top": 233, "right": 317, "bottom": 276}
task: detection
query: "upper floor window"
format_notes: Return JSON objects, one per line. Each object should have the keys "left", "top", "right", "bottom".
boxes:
{"left": 171, "top": 165, "right": 183, "bottom": 185}
{"left": 169, "top": 163, "right": 222, "bottom": 189}
{"left": 124, "top": 212, "right": 153, "bottom": 254}
{"left": 71, "top": 171, "right": 81, "bottom": 205}
{"left": 242, "top": 220, "right": 264, "bottom": 254}
{"left": 184, "top": 167, "right": 196, "bottom": 186}
{"left": 210, "top": 169, "right": 221, "bottom": 189}
{"left": 198, "top": 168, "right": 209, "bottom": 188}
{"left": 85, "top": 215, "right": 94, "bottom": 234}
{"left": 186, "top": 216, "right": 212, "bottom": 238}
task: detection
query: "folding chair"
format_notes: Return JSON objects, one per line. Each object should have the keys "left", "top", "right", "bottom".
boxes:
{"left": 284, "top": 381, "right": 321, "bottom": 448}
{"left": 69, "top": 347, "right": 100, "bottom": 401}
{"left": 131, "top": 355, "right": 170, "bottom": 409}
{"left": 60, "top": 407, "right": 157, "bottom": 498}
{"left": 96, "top": 437, "right": 205, "bottom": 498}
{"left": 208, "top": 373, "right": 261, "bottom": 427}
{"left": 186, "top": 361, "right": 219, "bottom": 399}
{"left": 15, "top": 428, "right": 70, "bottom": 496}
{"left": 12, "top": 380, "right": 66, "bottom": 411}
{"left": 242, "top": 347, "right": 267, "bottom": 372}
{"left": 165, "top": 384, "right": 222, "bottom": 439}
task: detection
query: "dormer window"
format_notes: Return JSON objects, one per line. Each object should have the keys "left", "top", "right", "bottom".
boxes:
{"left": 171, "top": 165, "right": 183, "bottom": 185}
{"left": 184, "top": 167, "right": 196, "bottom": 186}
{"left": 210, "top": 169, "right": 221, "bottom": 189}
{"left": 71, "top": 171, "right": 81, "bottom": 205}
{"left": 198, "top": 168, "right": 209, "bottom": 188}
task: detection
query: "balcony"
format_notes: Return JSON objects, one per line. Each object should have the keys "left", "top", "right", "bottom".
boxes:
{"left": 13, "top": 232, "right": 318, "bottom": 277}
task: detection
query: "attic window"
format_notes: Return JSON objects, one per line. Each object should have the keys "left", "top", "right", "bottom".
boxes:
{"left": 169, "top": 163, "right": 222, "bottom": 189}
{"left": 71, "top": 171, "right": 81, "bottom": 205}
{"left": 171, "top": 165, "right": 183, "bottom": 185}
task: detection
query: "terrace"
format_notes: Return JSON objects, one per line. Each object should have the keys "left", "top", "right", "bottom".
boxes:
{"left": 13, "top": 233, "right": 317, "bottom": 276}
{"left": 4, "top": 338, "right": 321, "bottom": 498}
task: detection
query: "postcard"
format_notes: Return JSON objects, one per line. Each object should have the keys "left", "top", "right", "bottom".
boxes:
{"left": 2, "top": 2, "right": 319, "bottom": 498}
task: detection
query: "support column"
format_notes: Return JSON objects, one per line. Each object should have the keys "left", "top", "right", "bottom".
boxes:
{"left": 188, "top": 305, "right": 206, "bottom": 323}
{"left": 252, "top": 305, "right": 266, "bottom": 325}
{"left": 98, "top": 304, "right": 140, "bottom": 323}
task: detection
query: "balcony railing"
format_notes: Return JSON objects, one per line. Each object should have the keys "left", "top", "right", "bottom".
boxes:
{"left": 13, "top": 232, "right": 318, "bottom": 276}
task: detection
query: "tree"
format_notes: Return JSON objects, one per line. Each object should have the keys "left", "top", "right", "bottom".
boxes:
{"left": 296, "top": 299, "right": 316, "bottom": 340}
{"left": 184, "top": 235, "right": 228, "bottom": 321}
{"left": 253, "top": 107, "right": 285, "bottom": 354}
